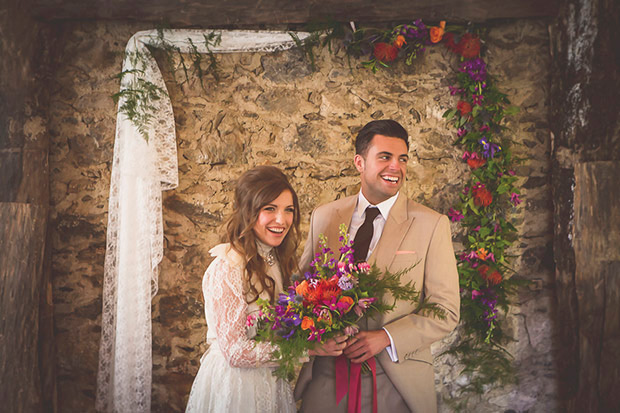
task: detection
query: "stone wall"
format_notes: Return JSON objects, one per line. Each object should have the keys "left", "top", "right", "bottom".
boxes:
{"left": 48, "top": 20, "right": 557, "bottom": 412}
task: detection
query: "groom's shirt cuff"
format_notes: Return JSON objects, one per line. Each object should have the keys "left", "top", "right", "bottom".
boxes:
{"left": 383, "top": 327, "right": 399, "bottom": 362}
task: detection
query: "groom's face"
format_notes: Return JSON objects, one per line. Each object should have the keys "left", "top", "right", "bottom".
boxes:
{"left": 354, "top": 134, "right": 408, "bottom": 205}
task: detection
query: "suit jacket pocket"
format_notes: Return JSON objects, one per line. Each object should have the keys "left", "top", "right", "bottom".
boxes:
{"left": 388, "top": 253, "right": 421, "bottom": 274}
{"left": 403, "top": 347, "right": 433, "bottom": 366}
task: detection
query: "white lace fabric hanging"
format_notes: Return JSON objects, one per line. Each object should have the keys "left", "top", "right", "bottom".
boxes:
{"left": 96, "top": 29, "right": 310, "bottom": 413}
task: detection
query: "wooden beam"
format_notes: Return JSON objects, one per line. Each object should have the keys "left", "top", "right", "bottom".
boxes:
{"left": 29, "top": 0, "right": 559, "bottom": 26}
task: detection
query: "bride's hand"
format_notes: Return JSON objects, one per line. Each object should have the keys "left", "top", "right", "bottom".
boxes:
{"left": 308, "top": 335, "right": 348, "bottom": 357}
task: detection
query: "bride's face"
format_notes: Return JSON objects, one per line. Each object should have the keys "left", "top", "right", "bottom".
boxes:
{"left": 253, "top": 189, "right": 295, "bottom": 247}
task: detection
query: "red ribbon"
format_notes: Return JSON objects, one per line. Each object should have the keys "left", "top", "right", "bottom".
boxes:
{"left": 335, "top": 355, "right": 378, "bottom": 413}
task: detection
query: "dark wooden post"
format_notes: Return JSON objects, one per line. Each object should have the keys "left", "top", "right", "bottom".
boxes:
{"left": 550, "top": 0, "right": 620, "bottom": 411}
{"left": 0, "top": 0, "right": 56, "bottom": 411}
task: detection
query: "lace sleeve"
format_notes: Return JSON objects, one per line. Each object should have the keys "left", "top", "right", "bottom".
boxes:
{"left": 203, "top": 258, "right": 278, "bottom": 368}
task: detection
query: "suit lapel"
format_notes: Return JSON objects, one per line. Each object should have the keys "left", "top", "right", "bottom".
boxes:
{"left": 368, "top": 192, "right": 414, "bottom": 271}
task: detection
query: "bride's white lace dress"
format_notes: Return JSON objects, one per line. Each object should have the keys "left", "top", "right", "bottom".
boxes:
{"left": 185, "top": 243, "right": 295, "bottom": 413}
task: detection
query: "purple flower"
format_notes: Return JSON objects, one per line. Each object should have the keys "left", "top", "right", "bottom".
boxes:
{"left": 472, "top": 94, "right": 484, "bottom": 105}
{"left": 338, "top": 275, "right": 354, "bottom": 290}
{"left": 449, "top": 86, "right": 464, "bottom": 96}
{"left": 459, "top": 57, "right": 487, "bottom": 82}
{"left": 479, "top": 137, "right": 501, "bottom": 158}
{"left": 510, "top": 193, "right": 522, "bottom": 206}
{"left": 282, "top": 329, "right": 295, "bottom": 340}
{"left": 448, "top": 208, "right": 464, "bottom": 222}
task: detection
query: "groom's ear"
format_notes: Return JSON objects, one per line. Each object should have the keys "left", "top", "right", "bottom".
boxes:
{"left": 354, "top": 154, "right": 365, "bottom": 173}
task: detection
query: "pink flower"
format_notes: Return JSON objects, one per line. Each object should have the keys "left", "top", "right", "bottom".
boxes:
{"left": 462, "top": 151, "right": 471, "bottom": 160}
{"left": 480, "top": 125, "right": 490, "bottom": 132}
{"left": 308, "top": 327, "right": 326, "bottom": 342}
{"left": 448, "top": 208, "right": 465, "bottom": 222}
{"left": 354, "top": 297, "right": 376, "bottom": 317}
{"left": 473, "top": 225, "right": 481, "bottom": 232}
{"left": 343, "top": 325, "right": 360, "bottom": 337}
{"left": 465, "top": 251, "right": 478, "bottom": 261}
{"left": 471, "top": 290, "right": 482, "bottom": 300}
{"left": 246, "top": 314, "right": 255, "bottom": 327}
{"left": 357, "top": 262, "right": 371, "bottom": 273}
{"left": 508, "top": 170, "right": 515, "bottom": 176}
{"left": 487, "top": 252, "right": 496, "bottom": 262}
{"left": 457, "top": 128, "right": 467, "bottom": 138}
{"left": 510, "top": 193, "right": 522, "bottom": 206}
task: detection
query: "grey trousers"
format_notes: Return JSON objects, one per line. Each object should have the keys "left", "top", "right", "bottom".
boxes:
{"left": 299, "top": 356, "right": 410, "bottom": 413}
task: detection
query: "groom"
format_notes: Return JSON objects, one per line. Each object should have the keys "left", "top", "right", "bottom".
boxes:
{"left": 294, "top": 120, "right": 460, "bottom": 412}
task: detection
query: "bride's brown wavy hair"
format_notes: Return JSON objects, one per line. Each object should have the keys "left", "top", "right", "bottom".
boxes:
{"left": 224, "top": 165, "right": 300, "bottom": 303}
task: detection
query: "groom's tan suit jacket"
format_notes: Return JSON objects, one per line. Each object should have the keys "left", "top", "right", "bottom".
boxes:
{"left": 294, "top": 192, "right": 460, "bottom": 413}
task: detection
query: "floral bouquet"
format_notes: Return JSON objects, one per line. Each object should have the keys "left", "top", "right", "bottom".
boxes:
{"left": 250, "top": 224, "right": 446, "bottom": 381}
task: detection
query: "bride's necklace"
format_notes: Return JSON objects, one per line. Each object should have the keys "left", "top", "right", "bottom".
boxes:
{"left": 265, "top": 250, "right": 276, "bottom": 267}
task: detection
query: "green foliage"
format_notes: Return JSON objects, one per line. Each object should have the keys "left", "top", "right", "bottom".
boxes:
{"left": 112, "top": 28, "right": 222, "bottom": 140}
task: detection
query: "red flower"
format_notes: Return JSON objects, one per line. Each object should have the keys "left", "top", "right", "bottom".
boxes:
{"left": 473, "top": 186, "right": 493, "bottom": 207}
{"left": 457, "top": 101, "right": 472, "bottom": 116}
{"left": 466, "top": 152, "right": 486, "bottom": 169}
{"left": 373, "top": 42, "right": 399, "bottom": 62}
{"left": 443, "top": 32, "right": 459, "bottom": 52}
{"left": 444, "top": 32, "right": 481, "bottom": 58}
{"left": 478, "top": 265, "right": 502, "bottom": 285}
{"left": 460, "top": 33, "right": 481, "bottom": 59}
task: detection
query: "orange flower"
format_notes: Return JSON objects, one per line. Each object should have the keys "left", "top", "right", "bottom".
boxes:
{"left": 301, "top": 316, "right": 315, "bottom": 330}
{"left": 476, "top": 248, "right": 488, "bottom": 260}
{"left": 337, "top": 296, "right": 355, "bottom": 313}
{"left": 295, "top": 280, "right": 309, "bottom": 297}
{"left": 373, "top": 42, "right": 399, "bottom": 62}
{"left": 429, "top": 21, "right": 446, "bottom": 43}
{"left": 394, "top": 35, "right": 407, "bottom": 48}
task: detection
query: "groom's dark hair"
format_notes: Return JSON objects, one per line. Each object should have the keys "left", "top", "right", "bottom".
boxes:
{"left": 355, "top": 119, "right": 409, "bottom": 156}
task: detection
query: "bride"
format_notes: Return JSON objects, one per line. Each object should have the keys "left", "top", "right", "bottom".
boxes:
{"left": 185, "top": 165, "right": 301, "bottom": 412}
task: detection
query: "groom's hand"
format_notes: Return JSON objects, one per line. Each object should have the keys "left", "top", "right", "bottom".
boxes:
{"left": 308, "top": 335, "right": 348, "bottom": 357}
{"left": 343, "top": 330, "right": 390, "bottom": 363}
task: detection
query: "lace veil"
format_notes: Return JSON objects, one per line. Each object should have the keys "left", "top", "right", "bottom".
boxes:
{"left": 96, "top": 29, "right": 309, "bottom": 413}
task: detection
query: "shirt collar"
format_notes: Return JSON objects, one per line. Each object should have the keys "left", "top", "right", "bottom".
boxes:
{"left": 356, "top": 191, "right": 399, "bottom": 220}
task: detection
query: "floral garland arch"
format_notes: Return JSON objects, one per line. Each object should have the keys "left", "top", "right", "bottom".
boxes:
{"left": 98, "top": 21, "right": 523, "bottom": 412}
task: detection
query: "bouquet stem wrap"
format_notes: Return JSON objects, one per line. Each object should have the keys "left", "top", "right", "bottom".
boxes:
{"left": 336, "top": 355, "right": 378, "bottom": 413}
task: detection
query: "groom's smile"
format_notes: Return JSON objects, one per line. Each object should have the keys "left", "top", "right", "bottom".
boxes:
{"left": 355, "top": 134, "right": 408, "bottom": 205}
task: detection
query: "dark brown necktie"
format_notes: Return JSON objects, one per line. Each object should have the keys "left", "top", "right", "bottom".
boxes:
{"left": 352, "top": 207, "right": 380, "bottom": 263}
